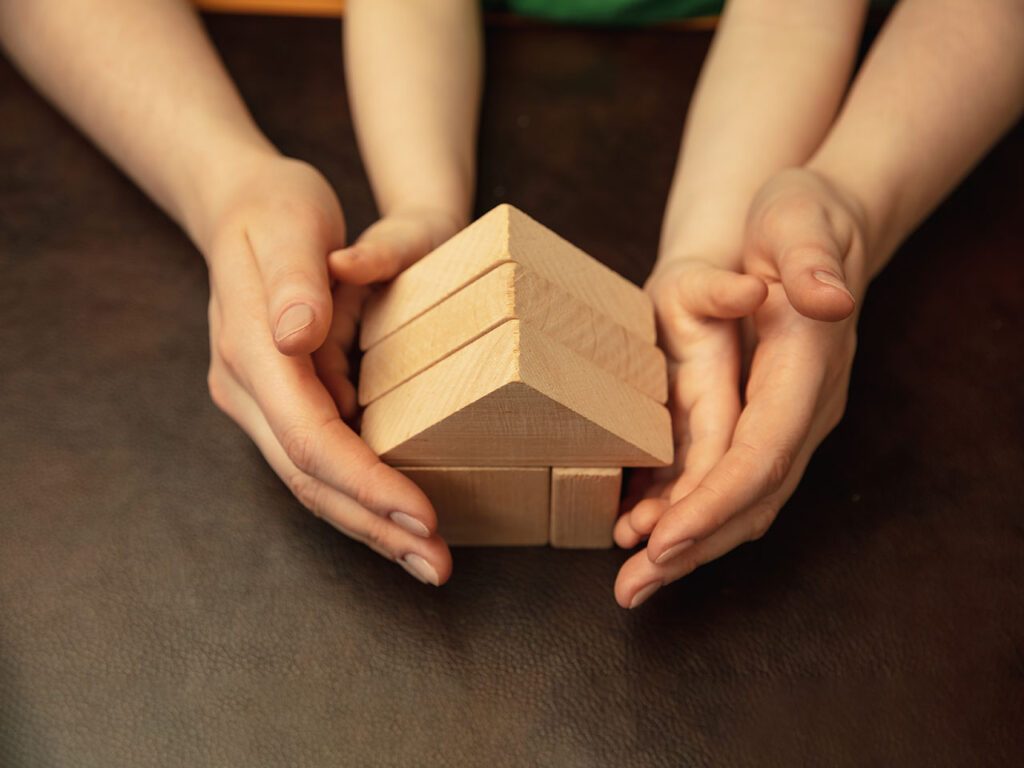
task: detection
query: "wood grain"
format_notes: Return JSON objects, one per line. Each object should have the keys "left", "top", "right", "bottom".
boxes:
{"left": 549, "top": 468, "right": 622, "bottom": 549}
{"left": 361, "top": 320, "right": 673, "bottom": 467}
{"left": 359, "top": 204, "right": 655, "bottom": 349}
{"left": 358, "top": 262, "right": 668, "bottom": 405}
{"left": 397, "top": 467, "right": 549, "bottom": 546}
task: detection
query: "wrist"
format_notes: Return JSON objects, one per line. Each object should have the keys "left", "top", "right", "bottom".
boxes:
{"left": 177, "top": 136, "right": 280, "bottom": 253}
{"left": 805, "top": 153, "right": 898, "bottom": 279}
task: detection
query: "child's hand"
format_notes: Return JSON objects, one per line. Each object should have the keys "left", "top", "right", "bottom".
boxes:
{"left": 615, "top": 168, "right": 866, "bottom": 608}
{"left": 203, "top": 155, "right": 454, "bottom": 586}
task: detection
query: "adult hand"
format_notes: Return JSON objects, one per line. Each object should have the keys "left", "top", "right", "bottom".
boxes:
{"left": 615, "top": 168, "right": 867, "bottom": 608}
{"left": 203, "top": 154, "right": 455, "bottom": 586}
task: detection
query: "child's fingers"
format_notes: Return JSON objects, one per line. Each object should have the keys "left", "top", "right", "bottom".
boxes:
{"left": 329, "top": 215, "right": 441, "bottom": 285}
{"left": 673, "top": 262, "right": 767, "bottom": 319}
{"left": 312, "top": 343, "right": 358, "bottom": 421}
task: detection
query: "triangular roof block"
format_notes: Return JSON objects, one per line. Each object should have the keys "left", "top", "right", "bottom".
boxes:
{"left": 358, "top": 262, "right": 668, "bottom": 406}
{"left": 360, "top": 320, "right": 673, "bottom": 467}
{"left": 359, "top": 204, "right": 655, "bottom": 350}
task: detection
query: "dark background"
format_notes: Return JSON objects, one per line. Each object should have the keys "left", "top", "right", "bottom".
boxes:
{"left": 1, "top": 14, "right": 1022, "bottom": 767}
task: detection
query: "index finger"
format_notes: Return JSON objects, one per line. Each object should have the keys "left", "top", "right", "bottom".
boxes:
{"left": 644, "top": 336, "right": 825, "bottom": 564}
{"left": 251, "top": 354, "right": 438, "bottom": 535}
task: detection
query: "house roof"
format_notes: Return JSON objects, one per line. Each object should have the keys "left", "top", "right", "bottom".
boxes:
{"left": 360, "top": 320, "right": 673, "bottom": 467}
{"left": 359, "top": 204, "right": 656, "bottom": 350}
{"left": 358, "top": 261, "right": 668, "bottom": 406}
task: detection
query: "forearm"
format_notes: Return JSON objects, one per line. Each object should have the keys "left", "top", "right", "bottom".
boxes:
{"left": 0, "top": 0, "right": 275, "bottom": 249}
{"left": 344, "top": 0, "right": 481, "bottom": 226}
{"left": 659, "top": 0, "right": 867, "bottom": 266}
{"left": 808, "top": 0, "right": 1024, "bottom": 276}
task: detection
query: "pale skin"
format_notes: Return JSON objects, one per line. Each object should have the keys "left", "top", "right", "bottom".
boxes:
{"left": 0, "top": 0, "right": 481, "bottom": 586}
{"left": 615, "top": 0, "right": 1024, "bottom": 608}
{"left": 3, "top": 0, "right": 1021, "bottom": 603}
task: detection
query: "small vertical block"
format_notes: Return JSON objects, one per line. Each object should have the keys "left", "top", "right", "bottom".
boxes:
{"left": 396, "top": 467, "right": 550, "bottom": 546}
{"left": 549, "top": 468, "right": 623, "bottom": 549}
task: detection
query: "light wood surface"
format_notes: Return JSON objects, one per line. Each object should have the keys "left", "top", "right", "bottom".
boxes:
{"left": 360, "top": 204, "right": 655, "bottom": 349}
{"left": 361, "top": 320, "right": 673, "bottom": 467}
{"left": 397, "top": 467, "right": 549, "bottom": 546}
{"left": 358, "top": 262, "right": 668, "bottom": 405}
{"left": 549, "top": 468, "right": 622, "bottom": 549}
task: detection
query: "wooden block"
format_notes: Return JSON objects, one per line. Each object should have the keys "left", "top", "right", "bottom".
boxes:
{"left": 358, "top": 262, "right": 668, "bottom": 405}
{"left": 360, "top": 204, "right": 655, "bottom": 349}
{"left": 361, "top": 320, "right": 673, "bottom": 467}
{"left": 549, "top": 468, "right": 622, "bottom": 549}
{"left": 396, "top": 467, "right": 550, "bottom": 546}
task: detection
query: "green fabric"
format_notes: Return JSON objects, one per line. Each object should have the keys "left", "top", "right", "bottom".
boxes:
{"left": 485, "top": 0, "right": 896, "bottom": 25}
{"left": 486, "top": 0, "right": 722, "bottom": 24}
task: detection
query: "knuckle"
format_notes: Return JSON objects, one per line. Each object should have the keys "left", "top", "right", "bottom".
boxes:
{"left": 206, "top": 368, "right": 229, "bottom": 413}
{"left": 281, "top": 425, "right": 319, "bottom": 477}
{"left": 760, "top": 193, "right": 826, "bottom": 240}
{"left": 733, "top": 440, "right": 792, "bottom": 494}
{"left": 361, "top": 514, "right": 391, "bottom": 551}
{"left": 352, "top": 461, "right": 389, "bottom": 510}
{"left": 267, "top": 266, "right": 321, "bottom": 299}
{"left": 694, "top": 483, "right": 734, "bottom": 531}
{"left": 825, "top": 402, "right": 846, "bottom": 433}
{"left": 763, "top": 449, "right": 793, "bottom": 492}
{"left": 271, "top": 198, "right": 325, "bottom": 232}
{"left": 748, "top": 503, "right": 778, "bottom": 541}
{"left": 212, "top": 332, "right": 243, "bottom": 379}
{"left": 287, "top": 471, "right": 322, "bottom": 515}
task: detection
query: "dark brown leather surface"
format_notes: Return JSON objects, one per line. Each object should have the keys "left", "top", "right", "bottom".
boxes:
{"left": 2, "top": 15, "right": 1022, "bottom": 767}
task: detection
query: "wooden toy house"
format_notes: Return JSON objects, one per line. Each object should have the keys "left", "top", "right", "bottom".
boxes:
{"left": 359, "top": 205, "right": 673, "bottom": 547}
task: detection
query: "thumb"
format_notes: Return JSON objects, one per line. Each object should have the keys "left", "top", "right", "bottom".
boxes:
{"left": 777, "top": 242, "right": 856, "bottom": 322}
{"left": 749, "top": 204, "right": 856, "bottom": 322}
{"left": 250, "top": 229, "right": 334, "bottom": 357}
{"left": 328, "top": 215, "right": 444, "bottom": 286}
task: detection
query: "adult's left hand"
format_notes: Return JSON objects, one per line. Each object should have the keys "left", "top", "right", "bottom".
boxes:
{"left": 616, "top": 168, "right": 869, "bottom": 608}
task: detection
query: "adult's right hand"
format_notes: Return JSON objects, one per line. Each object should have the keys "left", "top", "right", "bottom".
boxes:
{"left": 202, "top": 154, "right": 451, "bottom": 586}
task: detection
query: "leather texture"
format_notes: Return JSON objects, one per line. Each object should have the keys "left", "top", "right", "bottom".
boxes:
{"left": 1, "top": 14, "right": 1022, "bottom": 768}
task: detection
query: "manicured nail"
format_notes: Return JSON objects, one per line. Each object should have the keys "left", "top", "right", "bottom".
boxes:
{"left": 275, "top": 303, "right": 314, "bottom": 341}
{"left": 390, "top": 510, "right": 430, "bottom": 537}
{"left": 812, "top": 270, "right": 855, "bottom": 301}
{"left": 629, "top": 581, "right": 662, "bottom": 609}
{"left": 654, "top": 539, "right": 694, "bottom": 565}
{"left": 400, "top": 553, "right": 439, "bottom": 586}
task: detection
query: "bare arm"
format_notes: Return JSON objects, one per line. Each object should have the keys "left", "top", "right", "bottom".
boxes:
{"left": 621, "top": 0, "right": 1024, "bottom": 608}
{"left": 659, "top": 0, "right": 868, "bottom": 263}
{"left": 808, "top": 0, "right": 1024, "bottom": 272}
{"left": 0, "top": 0, "right": 455, "bottom": 584}
{"left": 0, "top": 0, "right": 273, "bottom": 249}
{"left": 344, "top": 0, "right": 482, "bottom": 227}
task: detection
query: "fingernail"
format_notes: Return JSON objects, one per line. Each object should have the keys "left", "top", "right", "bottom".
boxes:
{"left": 275, "top": 303, "right": 315, "bottom": 341}
{"left": 400, "top": 553, "right": 439, "bottom": 586}
{"left": 629, "top": 580, "right": 662, "bottom": 609}
{"left": 654, "top": 539, "right": 694, "bottom": 565}
{"left": 812, "top": 271, "right": 855, "bottom": 301}
{"left": 390, "top": 510, "right": 430, "bottom": 537}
